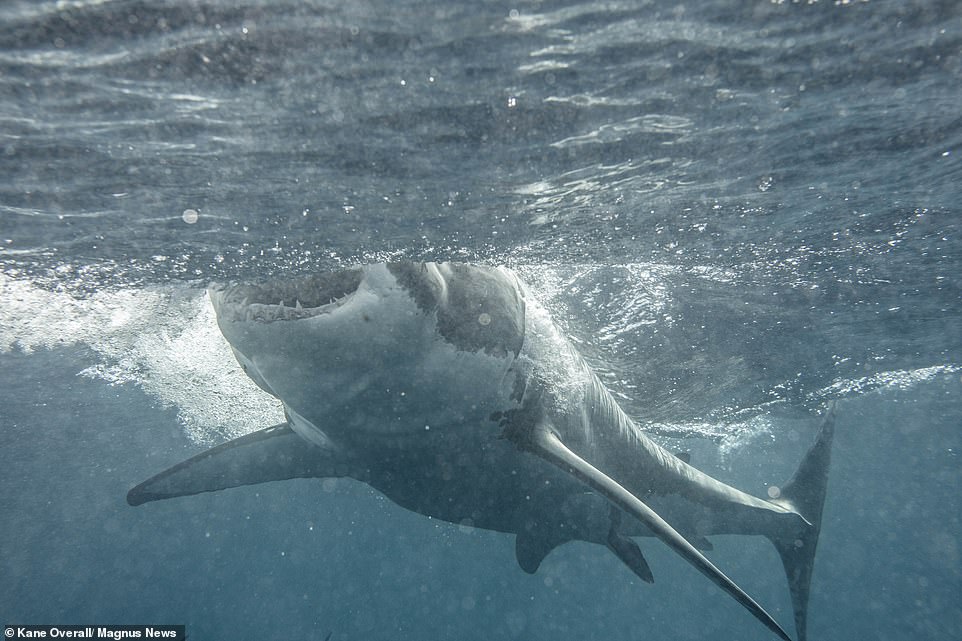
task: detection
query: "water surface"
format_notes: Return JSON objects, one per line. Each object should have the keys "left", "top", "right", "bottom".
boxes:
{"left": 2, "top": 1, "right": 960, "bottom": 639}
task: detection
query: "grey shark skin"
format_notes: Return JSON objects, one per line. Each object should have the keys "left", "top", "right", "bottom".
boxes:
{"left": 128, "top": 262, "right": 834, "bottom": 641}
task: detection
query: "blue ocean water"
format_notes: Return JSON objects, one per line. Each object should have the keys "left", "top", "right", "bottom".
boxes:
{"left": 1, "top": 1, "right": 960, "bottom": 640}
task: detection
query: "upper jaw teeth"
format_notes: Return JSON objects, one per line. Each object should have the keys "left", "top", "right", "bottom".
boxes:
{"left": 208, "top": 274, "right": 361, "bottom": 323}
{"left": 232, "top": 292, "right": 352, "bottom": 323}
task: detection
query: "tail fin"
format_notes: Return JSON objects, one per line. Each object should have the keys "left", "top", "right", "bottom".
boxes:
{"left": 768, "top": 404, "right": 836, "bottom": 641}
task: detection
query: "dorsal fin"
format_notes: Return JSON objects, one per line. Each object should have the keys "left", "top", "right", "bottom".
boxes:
{"left": 515, "top": 522, "right": 573, "bottom": 574}
{"left": 515, "top": 419, "right": 793, "bottom": 641}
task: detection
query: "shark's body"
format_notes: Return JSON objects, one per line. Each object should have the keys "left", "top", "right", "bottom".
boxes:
{"left": 129, "top": 262, "right": 833, "bottom": 641}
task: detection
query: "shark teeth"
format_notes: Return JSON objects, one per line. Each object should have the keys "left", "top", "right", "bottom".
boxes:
{"left": 229, "top": 292, "right": 353, "bottom": 323}
{"left": 208, "top": 269, "right": 364, "bottom": 323}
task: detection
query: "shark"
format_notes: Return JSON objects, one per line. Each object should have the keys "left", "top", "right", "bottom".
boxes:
{"left": 128, "top": 262, "right": 834, "bottom": 641}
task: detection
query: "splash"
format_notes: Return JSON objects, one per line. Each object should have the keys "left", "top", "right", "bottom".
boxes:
{"left": 3, "top": 268, "right": 956, "bottom": 450}
{"left": 0, "top": 273, "right": 283, "bottom": 443}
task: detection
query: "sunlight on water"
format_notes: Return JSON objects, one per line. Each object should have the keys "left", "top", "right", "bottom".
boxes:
{"left": 819, "top": 365, "right": 962, "bottom": 397}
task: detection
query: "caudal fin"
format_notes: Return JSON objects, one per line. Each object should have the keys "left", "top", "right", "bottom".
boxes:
{"left": 768, "top": 404, "right": 836, "bottom": 641}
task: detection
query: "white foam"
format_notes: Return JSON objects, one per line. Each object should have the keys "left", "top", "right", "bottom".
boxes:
{"left": 0, "top": 273, "right": 283, "bottom": 443}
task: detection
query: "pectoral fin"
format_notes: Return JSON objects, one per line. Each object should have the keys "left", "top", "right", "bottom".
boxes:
{"left": 523, "top": 422, "right": 792, "bottom": 641}
{"left": 128, "top": 423, "right": 344, "bottom": 506}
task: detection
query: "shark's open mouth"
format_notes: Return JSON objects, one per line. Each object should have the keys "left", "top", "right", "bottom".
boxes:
{"left": 209, "top": 268, "right": 364, "bottom": 322}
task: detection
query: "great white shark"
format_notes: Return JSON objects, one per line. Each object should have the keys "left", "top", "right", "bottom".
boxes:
{"left": 128, "top": 262, "right": 834, "bottom": 641}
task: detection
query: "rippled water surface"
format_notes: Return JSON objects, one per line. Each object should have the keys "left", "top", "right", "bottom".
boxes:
{"left": 2, "top": 1, "right": 960, "bottom": 640}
